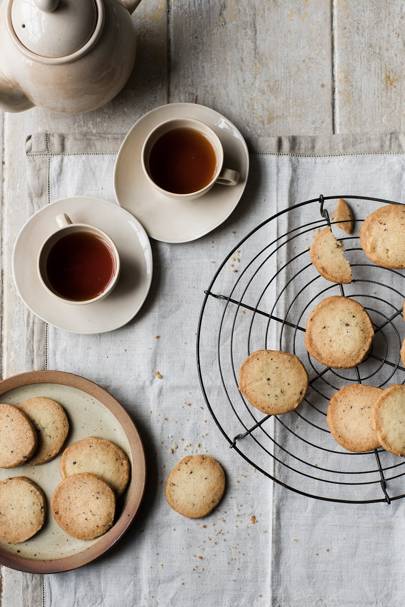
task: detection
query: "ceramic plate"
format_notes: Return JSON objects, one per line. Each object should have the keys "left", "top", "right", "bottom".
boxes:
{"left": 114, "top": 102, "right": 249, "bottom": 243}
{"left": 13, "top": 197, "right": 153, "bottom": 334}
{"left": 0, "top": 371, "right": 146, "bottom": 573}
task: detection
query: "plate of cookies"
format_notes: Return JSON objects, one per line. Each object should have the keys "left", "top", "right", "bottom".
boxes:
{"left": 198, "top": 195, "right": 405, "bottom": 504}
{"left": 0, "top": 371, "right": 145, "bottom": 572}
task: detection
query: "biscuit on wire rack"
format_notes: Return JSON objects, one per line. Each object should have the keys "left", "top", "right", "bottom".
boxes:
{"left": 332, "top": 198, "right": 354, "bottom": 234}
{"left": 327, "top": 384, "right": 382, "bottom": 452}
{"left": 239, "top": 350, "right": 308, "bottom": 415}
{"left": 374, "top": 385, "right": 405, "bottom": 456}
{"left": 360, "top": 204, "right": 405, "bottom": 268}
{"left": 310, "top": 227, "right": 352, "bottom": 283}
{"left": 305, "top": 296, "right": 374, "bottom": 368}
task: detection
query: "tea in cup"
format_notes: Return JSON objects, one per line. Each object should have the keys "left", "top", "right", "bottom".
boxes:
{"left": 38, "top": 214, "right": 120, "bottom": 304}
{"left": 142, "top": 118, "right": 240, "bottom": 200}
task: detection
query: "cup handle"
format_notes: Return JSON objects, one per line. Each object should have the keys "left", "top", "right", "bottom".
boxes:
{"left": 56, "top": 213, "right": 73, "bottom": 229}
{"left": 215, "top": 168, "right": 240, "bottom": 186}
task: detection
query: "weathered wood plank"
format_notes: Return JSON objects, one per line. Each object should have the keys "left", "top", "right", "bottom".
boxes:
{"left": 169, "top": 0, "right": 333, "bottom": 145}
{"left": 334, "top": 0, "right": 405, "bottom": 133}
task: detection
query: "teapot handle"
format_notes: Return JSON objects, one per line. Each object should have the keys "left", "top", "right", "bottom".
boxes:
{"left": 0, "top": 67, "right": 33, "bottom": 113}
{"left": 118, "top": 0, "right": 143, "bottom": 15}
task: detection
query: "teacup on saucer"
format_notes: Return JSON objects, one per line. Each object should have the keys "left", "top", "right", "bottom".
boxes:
{"left": 142, "top": 118, "right": 240, "bottom": 201}
{"left": 38, "top": 213, "right": 120, "bottom": 305}
{"left": 114, "top": 103, "right": 249, "bottom": 244}
{"left": 13, "top": 197, "right": 153, "bottom": 334}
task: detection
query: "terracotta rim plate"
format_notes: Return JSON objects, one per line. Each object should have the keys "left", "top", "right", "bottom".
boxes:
{"left": 13, "top": 197, "right": 153, "bottom": 334}
{"left": 114, "top": 102, "right": 249, "bottom": 243}
{"left": 0, "top": 371, "right": 146, "bottom": 573}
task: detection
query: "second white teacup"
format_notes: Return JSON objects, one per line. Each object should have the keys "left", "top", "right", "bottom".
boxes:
{"left": 38, "top": 214, "right": 120, "bottom": 305}
{"left": 142, "top": 118, "right": 240, "bottom": 201}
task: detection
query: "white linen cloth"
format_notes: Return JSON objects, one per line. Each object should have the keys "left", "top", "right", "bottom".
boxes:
{"left": 6, "top": 131, "right": 405, "bottom": 607}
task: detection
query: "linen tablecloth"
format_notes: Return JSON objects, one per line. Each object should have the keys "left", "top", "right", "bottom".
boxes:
{"left": 3, "top": 131, "right": 405, "bottom": 607}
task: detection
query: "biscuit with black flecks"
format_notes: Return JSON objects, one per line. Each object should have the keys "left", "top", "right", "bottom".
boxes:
{"left": 60, "top": 437, "right": 130, "bottom": 494}
{"left": 19, "top": 397, "right": 69, "bottom": 465}
{"left": 0, "top": 477, "right": 46, "bottom": 543}
{"left": 305, "top": 296, "right": 374, "bottom": 368}
{"left": 239, "top": 350, "right": 308, "bottom": 415}
{"left": 165, "top": 455, "right": 225, "bottom": 518}
{"left": 374, "top": 385, "right": 405, "bottom": 456}
{"left": 0, "top": 404, "right": 37, "bottom": 468}
{"left": 332, "top": 198, "right": 354, "bottom": 234}
{"left": 310, "top": 227, "right": 352, "bottom": 283}
{"left": 327, "top": 384, "right": 382, "bottom": 452}
{"left": 51, "top": 473, "right": 115, "bottom": 540}
{"left": 360, "top": 204, "right": 405, "bottom": 268}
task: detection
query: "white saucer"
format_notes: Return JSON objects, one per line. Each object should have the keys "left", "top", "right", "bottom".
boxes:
{"left": 13, "top": 197, "right": 153, "bottom": 334}
{"left": 114, "top": 103, "right": 249, "bottom": 243}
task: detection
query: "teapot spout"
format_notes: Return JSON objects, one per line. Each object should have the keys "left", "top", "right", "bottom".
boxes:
{"left": 118, "top": 0, "right": 142, "bottom": 15}
{"left": 0, "top": 68, "right": 33, "bottom": 112}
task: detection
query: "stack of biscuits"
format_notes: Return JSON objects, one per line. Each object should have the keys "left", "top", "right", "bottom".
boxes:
{"left": 0, "top": 396, "right": 130, "bottom": 544}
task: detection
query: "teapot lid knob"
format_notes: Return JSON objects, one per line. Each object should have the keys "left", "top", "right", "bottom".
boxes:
{"left": 34, "top": 0, "right": 60, "bottom": 13}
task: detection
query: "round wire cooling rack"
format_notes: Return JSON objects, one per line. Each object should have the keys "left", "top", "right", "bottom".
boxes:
{"left": 196, "top": 194, "right": 405, "bottom": 505}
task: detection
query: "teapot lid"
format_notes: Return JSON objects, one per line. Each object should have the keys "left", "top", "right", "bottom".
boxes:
{"left": 11, "top": 0, "right": 99, "bottom": 59}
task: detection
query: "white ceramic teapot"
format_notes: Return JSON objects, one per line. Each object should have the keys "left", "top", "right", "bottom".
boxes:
{"left": 0, "top": 0, "right": 142, "bottom": 113}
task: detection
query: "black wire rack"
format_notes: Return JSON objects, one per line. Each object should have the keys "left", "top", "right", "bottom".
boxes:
{"left": 196, "top": 195, "right": 405, "bottom": 504}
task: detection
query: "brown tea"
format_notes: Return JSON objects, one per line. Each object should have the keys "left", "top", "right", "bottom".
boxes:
{"left": 148, "top": 127, "right": 217, "bottom": 194}
{"left": 46, "top": 232, "right": 116, "bottom": 301}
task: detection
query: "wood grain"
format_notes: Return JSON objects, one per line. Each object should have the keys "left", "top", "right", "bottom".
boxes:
{"left": 334, "top": 0, "right": 405, "bottom": 133}
{"left": 169, "top": 0, "right": 333, "bottom": 144}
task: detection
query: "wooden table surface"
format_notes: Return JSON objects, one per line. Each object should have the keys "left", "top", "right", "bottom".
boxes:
{"left": 0, "top": 0, "right": 404, "bottom": 604}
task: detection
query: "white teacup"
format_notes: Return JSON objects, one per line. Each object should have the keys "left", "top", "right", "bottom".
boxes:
{"left": 38, "top": 214, "right": 120, "bottom": 305}
{"left": 141, "top": 118, "right": 240, "bottom": 200}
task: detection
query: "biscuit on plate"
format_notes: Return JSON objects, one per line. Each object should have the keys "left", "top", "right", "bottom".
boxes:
{"left": 0, "top": 404, "right": 37, "bottom": 468}
{"left": 19, "top": 397, "right": 69, "bottom": 465}
{"left": 374, "top": 385, "right": 405, "bottom": 456}
{"left": 310, "top": 227, "right": 352, "bottom": 283}
{"left": 332, "top": 198, "right": 354, "bottom": 234}
{"left": 305, "top": 296, "right": 374, "bottom": 368}
{"left": 0, "top": 477, "right": 46, "bottom": 543}
{"left": 327, "top": 384, "right": 382, "bottom": 452}
{"left": 360, "top": 204, "right": 405, "bottom": 268}
{"left": 165, "top": 455, "right": 225, "bottom": 519}
{"left": 60, "top": 437, "right": 130, "bottom": 494}
{"left": 52, "top": 473, "right": 116, "bottom": 540}
{"left": 239, "top": 350, "right": 308, "bottom": 415}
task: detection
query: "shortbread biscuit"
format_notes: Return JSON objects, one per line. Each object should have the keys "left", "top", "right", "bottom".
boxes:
{"left": 310, "top": 227, "right": 352, "bottom": 283}
{"left": 52, "top": 473, "right": 115, "bottom": 540}
{"left": 165, "top": 455, "right": 225, "bottom": 519}
{"left": 305, "top": 296, "right": 374, "bottom": 368}
{"left": 332, "top": 198, "right": 354, "bottom": 234}
{"left": 60, "top": 437, "right": 130, "bottom": 494}
{"left": 239, "top": 350, "right": 308, "bottom": 415}
{"left": 19, "top": 397, "right": 69, "bottom": 465}
{"left": 0, "top": 477, "right": 46, "bottom": 543}
{"left": 0, "top": 404, "right": 37, "bottom": 468}
{"left": 401, "top": 337, "right": 405, "bottom": 368}
{"left": 360, "top": 204, "right": 405, "bottom": 268}
{"left": 327, "top": 384, "right": 382, "bottom": 452}
{"left": 374, "top": 385, "right": 405, "bottom": 456}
